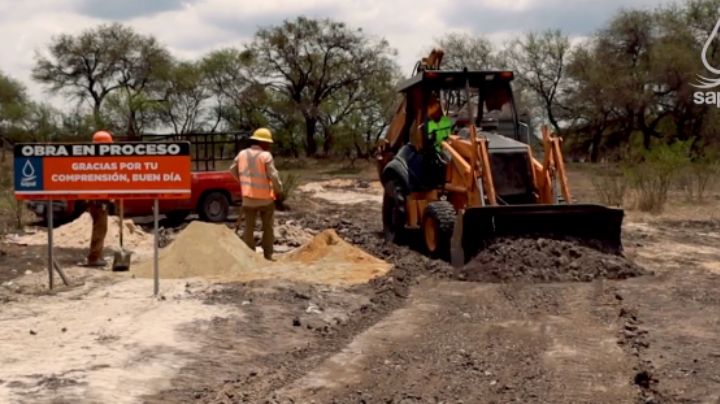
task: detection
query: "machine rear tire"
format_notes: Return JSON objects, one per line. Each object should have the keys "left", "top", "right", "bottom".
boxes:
{"left": 422, "top": 201, "right": 455, "bottom": 257}
{"left": 382, "top": 179, "right": 408, "bottom": 244}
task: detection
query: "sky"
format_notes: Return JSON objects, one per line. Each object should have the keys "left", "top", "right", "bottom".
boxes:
{"left": 0, "top": 0, "right": 674, "bottom": 107}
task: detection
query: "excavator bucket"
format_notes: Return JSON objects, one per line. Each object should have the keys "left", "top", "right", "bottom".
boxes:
{"left": 451, "top": 204, "right": 624, "bottom": 267}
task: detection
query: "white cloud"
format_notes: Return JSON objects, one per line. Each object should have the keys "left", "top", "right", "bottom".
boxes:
{"left": 0, "top": 0, "right": 678, "bottom": 109}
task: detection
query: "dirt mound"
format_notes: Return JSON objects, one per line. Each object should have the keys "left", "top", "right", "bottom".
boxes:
{"left": 281, "top": 229, "right": 381, "bottom": 264}
{"left": 459, "top": 238, "right": 648, "bottom": 283}
{"left": 10, "top": 213, "right": 150, "bottom": 250}
{"left": 133, "top": 224, "right": 390, "bottom": 285}
{"left": 132, "top": 221, "right": 266, "bottom": 280}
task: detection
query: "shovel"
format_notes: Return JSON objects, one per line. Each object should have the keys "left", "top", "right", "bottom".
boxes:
{"left": 112, "top": 200, "right": 132, "bottom": 271}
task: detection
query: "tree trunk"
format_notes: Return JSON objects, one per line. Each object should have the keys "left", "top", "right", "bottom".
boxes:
{"left": 304, "top": 116, "right": 318, "bottom": 156}
{"left": 93, "top": 102, "right": 103, "bottom": 130}
{"left": 322, "top": 130, "right": 333, "bottom": 156}
{"left": 547, "top": 106, "right": 562, "bottom": 136}
{"left": 590, "top": 129, "right": 602, "bottom": 163}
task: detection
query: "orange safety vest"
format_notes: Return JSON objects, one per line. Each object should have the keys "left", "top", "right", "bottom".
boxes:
{"left": 236, "top": 147, "right": 276, "bottom": 200}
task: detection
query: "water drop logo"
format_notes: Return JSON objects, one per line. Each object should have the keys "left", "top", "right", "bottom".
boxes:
{"left": 20, "top": 159, "right": 37, "bottom": 187}
{"left": 694, "top": 15, "right": 720, "bottom": 89}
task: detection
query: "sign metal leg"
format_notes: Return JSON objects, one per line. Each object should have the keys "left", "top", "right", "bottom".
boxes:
{"left": 53, "top": 260, "right": 70, "bottom": 286}
{"left": 47, "top": 200, "right": 53, "bottom": 290}
{"left": 153, "top": 198, "right": 159, "bottom": 296}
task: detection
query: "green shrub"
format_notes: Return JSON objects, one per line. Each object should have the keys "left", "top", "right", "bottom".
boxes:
{"left": 0, "top": 155, "right": 22, "bottom": 235}
{"left": 624, "top": 141, "right": 691, "bottom": 213}
{"left": 275, "top": 171, "right": 300, "bottom": 210}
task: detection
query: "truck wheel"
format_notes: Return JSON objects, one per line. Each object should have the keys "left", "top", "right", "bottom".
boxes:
{"left": 199, "top": 192, "right": 229, "bottom": 222}
{"left": 422, "top": 201, "right": 455, "bottom": 257}
{"left": 382, "top": 179, "right": 407, "bottom": 244}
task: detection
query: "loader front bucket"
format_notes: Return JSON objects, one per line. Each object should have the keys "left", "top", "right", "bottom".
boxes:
{"left": 451, "top": 204, "right": 624, "bottom": 267}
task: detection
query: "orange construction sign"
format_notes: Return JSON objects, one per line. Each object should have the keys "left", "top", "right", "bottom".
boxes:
{"left": 13, "top": 142, "right": 192, "bottom": 200}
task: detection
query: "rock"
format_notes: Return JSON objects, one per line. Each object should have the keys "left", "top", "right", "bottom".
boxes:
{"left": 241, "top": 300, "right": 251, "bottom": 306}
{"left": 61, "top": 327, "right": 67, "bottom": 333}
{"left": 306, "top": 303, "right": 322, "bottom": 314}
{"left": 24, "top": 270, "right": 32, "bottom": 275}
{"left": 29, "top": 330, "right": 37, "bottom": 335}
{"left": 292, "top": 317, "right": 301, "bottom": 327}
{"left": 462, "top": 313, "right": 471, "bottom": 319}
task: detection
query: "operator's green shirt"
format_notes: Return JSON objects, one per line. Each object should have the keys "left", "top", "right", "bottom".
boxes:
{"left": 428, "top": 115, "right": 453, "bottom": 152}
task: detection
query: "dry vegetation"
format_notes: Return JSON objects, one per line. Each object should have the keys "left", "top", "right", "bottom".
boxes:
{"left": 0, "top": 152, "right": 20, "bottom": 235}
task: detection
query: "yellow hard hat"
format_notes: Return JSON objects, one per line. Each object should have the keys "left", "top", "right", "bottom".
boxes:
{"left": 250, "top": 127, "right": 273, "bottom": 143}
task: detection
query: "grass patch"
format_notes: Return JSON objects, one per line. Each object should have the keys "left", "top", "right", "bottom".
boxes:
{"left": 590, "top": 165, "right": 627, "bottom": 207}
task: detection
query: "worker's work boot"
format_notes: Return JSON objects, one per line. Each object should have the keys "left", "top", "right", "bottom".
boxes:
{"left": 85, "top": 259, "right": 108, "bottom": 267}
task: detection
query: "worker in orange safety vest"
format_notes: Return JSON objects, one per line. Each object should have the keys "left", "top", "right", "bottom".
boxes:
{"left": 230, "top": 128, "right": 283, "bottom": 260}
{"left": 85, "top": 130, "right": 113, "bottom": 267}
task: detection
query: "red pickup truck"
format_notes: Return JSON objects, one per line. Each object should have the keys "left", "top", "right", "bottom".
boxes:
{"left": 27, "top": 170, "right": 242, "bottom": 223}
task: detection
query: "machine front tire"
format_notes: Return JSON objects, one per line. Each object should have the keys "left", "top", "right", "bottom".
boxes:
{"left": 422, "top": 201, "right": 455, "bottom": 257}
{"left": 382, "top": 179, "right": 408, "bottom": 244}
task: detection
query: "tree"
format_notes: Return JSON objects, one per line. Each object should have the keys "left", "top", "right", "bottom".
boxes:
{"left": 434, "top": 33, "right": 495, "bottom": 70}
{"left": 246, "top": 17, "right": 397, "bottom": 156}
{"left": 33, "top": 23, "right": 171, "bottom": 133}
{"left": 201, "top": 48, "right": 267, "bottom": 132}
{"left": 322, "top": 59, "right": 400, "bottom": 158}
{"left": 562, "top": 1, "right": 720, "bottom": 161}
{"left": 503, "top": 30, "right": 571, "bottom": 135}
{"left": 20, "top": 103, "right": 62, "bottom": 142}
{"left": 159, "top": 61, "right": 210, "bottom": 134}
{"left": 0, "top": 71, "right": 28, "bottom": 139}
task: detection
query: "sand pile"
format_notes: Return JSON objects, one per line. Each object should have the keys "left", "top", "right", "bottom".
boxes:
{"left": 10, "top": 213, "right": 151, "bottom": 251}
{"left": 133, "top": 225, "right": 391, "bottom": 286}
{"left": 282, "top": 229, "right": 382, "bottom": 265}
{"left": 275, "top": 229, "right": 391, "bottom": 284}
{"left": 132, "top": 221, "right": 266, "bottom": 280}
{"left": 459, "top": 238, "right": 648, "bottom": 283}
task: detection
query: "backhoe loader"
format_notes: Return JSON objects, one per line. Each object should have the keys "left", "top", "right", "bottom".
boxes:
{"left": 376, "top": 49, "right": 623, "bottom": 267}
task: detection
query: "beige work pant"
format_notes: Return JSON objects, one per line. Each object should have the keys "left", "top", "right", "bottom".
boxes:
{"left": 87, "top": 202, "right": 108, "bottom": 262}
{"left": 242, "top": 203, "right": 274, "bottom": 260}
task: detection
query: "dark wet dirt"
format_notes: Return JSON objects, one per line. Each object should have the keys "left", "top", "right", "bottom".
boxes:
{"left": 143, "top": 197, "right": 720, "bottom": 403}
{"left": 460, "top": 237, "right": 648, "bottom": 283}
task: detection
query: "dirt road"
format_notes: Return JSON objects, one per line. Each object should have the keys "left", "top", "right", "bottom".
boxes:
{"left": 142, "top": 195, "right": 720, "bottom": 403}
{"left": 2, "top": 179, "right": 720, "bottom": 403}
